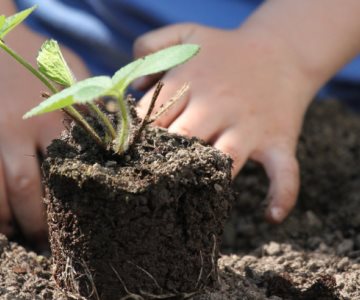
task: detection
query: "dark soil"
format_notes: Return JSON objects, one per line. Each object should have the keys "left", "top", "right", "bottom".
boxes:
{"left": 42, "top": 114, "right": 232, "bottom": 299}
{"left": 0, "top": 100, "right": 360, "bottom": 299}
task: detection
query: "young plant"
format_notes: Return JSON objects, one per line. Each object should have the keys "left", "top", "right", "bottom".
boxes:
{"left": 0, "top": 6, "right": 200, "bottom": 154}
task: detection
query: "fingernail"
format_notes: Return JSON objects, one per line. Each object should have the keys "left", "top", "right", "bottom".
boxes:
{"left": 270, "top": 206, "right": 285, "bottom": 223}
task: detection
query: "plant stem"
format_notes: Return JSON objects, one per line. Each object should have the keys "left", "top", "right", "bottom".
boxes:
{"left": 114, "top": 90, "right": 131, "bottom": 154}
{"left": 88, "top": 103, "right": 116, "bottom": 140}
{"left": 0, "top": 40, "right": 58, "bottom": 93}
{"left": 65, "top": 106, "right": 104, "bottom": 146}
{"left": 0, "top": 40, "right": 104, "bottom": 147}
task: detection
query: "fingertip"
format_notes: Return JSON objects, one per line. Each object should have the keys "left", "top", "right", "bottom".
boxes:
{"left": 265, "top": 205, "right": 287, "bottom": 224}
{"left": 213, "top": 130, "right": 250, "bottom": 179}
{"left": 257, "top": 147, "right": 300, "bottom": 224}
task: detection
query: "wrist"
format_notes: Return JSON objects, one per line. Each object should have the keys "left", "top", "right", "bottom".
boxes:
{"left": 232, "top": 25, "right": 317, "bottom": 110}
{"left": 238, "top": 0, "right": 360, "bottom": 97}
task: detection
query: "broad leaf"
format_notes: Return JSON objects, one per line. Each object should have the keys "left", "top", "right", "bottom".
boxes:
{"left": 37, "top": 39, "right": 76, "bottom": 87}
{"left": 23, "top": 76, "right": 112, "bottom": 118}
{"left": 0, "top": 16, "right": 5, "bottom": 29}
{"left": 0, "top": 6, "right": 36, "bottom": 39}
{"left": 112, "top": 44, "right": 200, "bottom": 90}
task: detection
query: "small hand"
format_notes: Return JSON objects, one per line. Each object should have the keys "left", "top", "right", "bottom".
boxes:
{"left": 134, "top": 23, "right": 315, "bottom": 223}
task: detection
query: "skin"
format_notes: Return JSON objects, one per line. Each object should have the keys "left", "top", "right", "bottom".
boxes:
{"left": 0, "top": 2, "right": 88, "bottom": 247}
{"left": 135, "top": 0, "right": 360, "bottom": 223}
{"left": 1, "top": 0, "right": 360, "bottom": 243}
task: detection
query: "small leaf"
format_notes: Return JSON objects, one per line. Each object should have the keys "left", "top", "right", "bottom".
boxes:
{"left": 112, "top": 44, "right": 200, "bottom": 91}
{"left": 0, "top": 16, "right": 5, "bottom": 29}
{"left": 0, "top": 6, "right": 37, "bottom": 39}
{"left": 23, "top": 76, "right": 112, "bottom": 118}
{"left": 37, "top": 39, "right": 76, "bottom": 87}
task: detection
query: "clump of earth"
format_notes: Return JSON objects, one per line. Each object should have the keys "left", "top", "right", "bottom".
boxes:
{"left": 1, "top": 100, "right": 359, "bottom": 299}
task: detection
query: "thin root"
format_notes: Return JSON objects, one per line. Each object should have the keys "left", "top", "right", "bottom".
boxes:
{"left": 127, "top": 260, "right": 163, "bottom": 292}
{"left": 195, "top": 250, "right": 204, "bottom": 289}
{"left": 149, "top": 82, "right": 189, "bottom": 123}
{"left": 110, "top": 264, "right": 144, "bottom": 300}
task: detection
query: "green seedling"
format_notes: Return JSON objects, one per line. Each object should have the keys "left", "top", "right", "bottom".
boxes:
{"left": 0, "top": 6, "right": 199, "bottom": 154}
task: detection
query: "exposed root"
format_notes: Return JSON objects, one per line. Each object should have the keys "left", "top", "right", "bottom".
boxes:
{"left": 110, "top": 261, "right": 202, "bottom": 300}
{"left": 205, "top": 234, "right": 218, "bottom": 284}
{"left": 195, "top": 250, "right": 204, "bottom": 289}
{"left": 57, "top": 256, "right": 87, "bottom": 300}
{"left": 63, "top": 256, "right": 80, "bottom": 295}
{"left": 57, "top": 256, "right": 100, "bottom": 300}
{"left": 133, "top": 81, "right": 164, "bottom": 143}
{"left": 149, "top": 83, "right": 189, "bottom": 123}
{"left": 81, "top": 259, "right": 100, "bottom": 300}
{"left": 141, "top": 81, "right": 164, "bottom": 128}
{"left": 139, "top": 290, "right": 199, "bottom": 299}
{"left": 110, "top": 264, "right": 143, "bottom": 300}
{"left": 127, "top": 260, "right": 163, "bottom": 292}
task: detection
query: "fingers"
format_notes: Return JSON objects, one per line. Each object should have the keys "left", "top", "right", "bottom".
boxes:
{"left": 213, "top": 128, "right": 251, "bottom": 178}
{"left": 0, "top": 138, "right": 47, "bottom": 243}
{"left": 0, "top": 158, "right": 14, "bottom": 236}
{"left": 254, "top": 145, "right": 300, "bottom": 224}
{"left": 36, "top": 113, "right": 63, "bottom": 154}
{"left": 133, "top": 23, "right": 198, "bottom": 91}
{"left": 168, "top": 101, "right": 223, "bottom": 142}
{"left": 133, "top": 23, "right": 197, "bottom": 58}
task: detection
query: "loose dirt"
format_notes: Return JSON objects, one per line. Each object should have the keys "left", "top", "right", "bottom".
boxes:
{"left": 0, "top": 100, "right": 359, "bottom": 299}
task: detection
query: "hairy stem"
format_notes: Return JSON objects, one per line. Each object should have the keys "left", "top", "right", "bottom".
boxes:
{"left": 0, "top": 40, "right": 104, "bottom": 146}
{"left": 0, "top": 40, "right": 58, "bottom": 93}
{"left": 65, "top": 106, "right": 103, "bottom": 146}
{"left": 115, "top": 90, "right": 131, "bottom": 154}
{"left": 88, "top": 103, "right": 116, "bottom": 140}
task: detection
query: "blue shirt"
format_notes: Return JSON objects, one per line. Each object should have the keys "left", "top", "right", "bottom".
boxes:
{"left": 14, "top": 0, "right": 360, "bottom": 103}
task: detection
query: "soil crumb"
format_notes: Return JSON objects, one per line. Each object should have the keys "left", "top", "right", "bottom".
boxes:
{"left": 1, "top": 100, "right": 360, "bottom": 299}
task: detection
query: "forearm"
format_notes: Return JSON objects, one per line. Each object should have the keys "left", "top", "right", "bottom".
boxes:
{"left": 240, "top": 0, "right": 360, "bottom": 92}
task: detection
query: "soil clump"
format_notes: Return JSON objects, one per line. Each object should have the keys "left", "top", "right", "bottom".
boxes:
{"left": 43, "top": 115, "right": 232, "bottom": 299}
{"left": 0, "top": 100, "right": 359, "bottom": 299}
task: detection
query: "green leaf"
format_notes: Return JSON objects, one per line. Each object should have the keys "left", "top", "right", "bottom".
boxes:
{"left": 0, "top": 16, "right": 6, "bottom": 29}
{"left": 37, "top": 39, "right": 76, "bottom": 87}
{"left": 0, "top": 6, "right": 37, "bottom": 39}
{"left": 112, "top": 44, "right": 200, "bottom": 90}
{"left": 23, "top": 76, "right": 112, "bottom": 118}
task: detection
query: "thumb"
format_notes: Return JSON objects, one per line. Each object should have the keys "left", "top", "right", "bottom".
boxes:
{"left": 132, "top": 23, "right": 197, "bottom": 91}
{"left": 133, "top": 23, "right": 197, "bottom": 58}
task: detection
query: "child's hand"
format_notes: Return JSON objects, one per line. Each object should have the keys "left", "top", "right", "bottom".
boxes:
{"left": 134, "top": 0, "right": 360, "bottom": 223}
{"left": 0, "top": 44, "right": 65, "bottom": 245}
{"left": 134, "top": 24, "right": 317, "bottom": 223}
{"left": 0, "top": 1, "right": 89, "bottom": 245}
